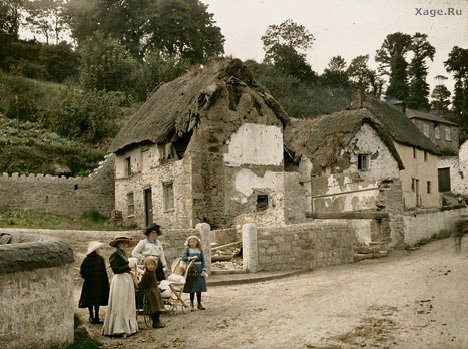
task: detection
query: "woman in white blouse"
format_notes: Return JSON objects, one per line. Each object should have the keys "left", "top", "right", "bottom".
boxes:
{"left": 132, "top": 224, "right": 167, "bottom": 281}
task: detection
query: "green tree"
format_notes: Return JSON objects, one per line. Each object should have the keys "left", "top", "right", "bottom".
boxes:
{"left": 430, "top": 75, "right": 451, "bottom": 112}
{"left": 66, "top": 0, "right": 224, "bottom": 62}
{"left": 78, "top": 32, "right": 136, "bottom": 93}
{"left": 407, "top": 33, "right": 435, "bottom": 109}
{"left": 0, "top": 0, "right": 22, "bottom": 42}
{"left": 24, "top": 0, "right": 68, "bottom": 44}
{"left": 321, "top": 55, "right": 348, "bottom": 86}
{"left": 445, "top": 46, "right": 468, "bottom": 115}
{"left": 56, "top": 88, "right": 127, "bottom": 143}
{"left": 261, "top": 19, "right": 316, "bottom": 82}
{"left": 39, "top": 41, "right": 80, "bottom": 82}
{"left": 376, "top": 32, "right": 412, "bottom": 103}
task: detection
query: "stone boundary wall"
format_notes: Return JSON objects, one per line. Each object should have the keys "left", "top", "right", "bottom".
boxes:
{"left": 403, "top": 207, "right": 468, "bottom": 246}
{"left": 211, "top": 227, "right": 238, "bottom": 245}
{"left": 0, "top": 154, "right": 115, "bottom": 218}
{"left": 255, "top": 220, "right": 354, "bottom": 271}
{"left": 0, "top": 232, "right": 74, "bottom": 349}
{"left": 0, "top": 227, "right": 199, "bottom": 282}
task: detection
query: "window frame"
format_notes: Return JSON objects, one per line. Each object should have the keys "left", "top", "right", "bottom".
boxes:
{"left": 127, "top": 192, "right": 135, "bottom": 217}
{"left": 163, "top": 181, "right": 175, "bottom": 212}
{"left": 357, "top": 154, "right": 370, "bottom": 171}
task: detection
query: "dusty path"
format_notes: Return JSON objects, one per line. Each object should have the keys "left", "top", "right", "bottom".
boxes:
{"left": 76, "top": 236, "right": 468, "bottom": 349}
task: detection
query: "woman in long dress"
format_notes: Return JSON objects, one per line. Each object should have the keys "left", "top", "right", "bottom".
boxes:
{"left": 102, "top": 236, "right": 138, "bottom": 337}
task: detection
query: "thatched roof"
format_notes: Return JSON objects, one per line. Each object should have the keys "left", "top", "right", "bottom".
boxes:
{"left": 406, "top": 108, "right": 458, "bottom": 126}
{"left": 364, "top": 97, "right": 439, "bottom": 154}
{"left": 284, "top": 109, "right": 404, "bottom": 170}
{"left": 109, "top": 58, "right": 289, "bottom": 153}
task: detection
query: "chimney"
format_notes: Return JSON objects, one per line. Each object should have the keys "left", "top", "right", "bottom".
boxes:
{"left": 351, "top": 88, "right": 365, "bottom": 109}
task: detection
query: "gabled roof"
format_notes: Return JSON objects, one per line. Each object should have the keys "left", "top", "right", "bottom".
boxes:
{"left": 406, "top": 108, "right": 459, "bottom": 126}
{"left": 284, "top": 109, "right": 404, "bottom": 170}
{"left": 364, "top": 96, "right": 439, "bottom": 154}
{"left": 109, "top": 58, "right": 289, "bottom": 153}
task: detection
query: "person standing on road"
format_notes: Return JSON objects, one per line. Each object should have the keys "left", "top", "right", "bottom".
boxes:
{"left": 132, "top": 224, "right": 168, "bottom": 281}
{"left": 78, "top": 241, "right": 110, "bottom": 324}
{"left": 138, "top": 256, "right": 166, "bottom": 328}
{"left": 182, "top": 236, "right": 208, "bottom": 310}
{"left": 102, "top": 236, "right": 138, "bottom": 338}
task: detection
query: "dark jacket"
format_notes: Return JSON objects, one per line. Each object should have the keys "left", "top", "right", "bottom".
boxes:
{"left": 109, "top": 249, "right": 131, "bottom": 274}
{"left": 78, "top": 252, "right": 110, "bottom": 308}
{"left": 138, "top": 270, "right": 164, "bottom": 313}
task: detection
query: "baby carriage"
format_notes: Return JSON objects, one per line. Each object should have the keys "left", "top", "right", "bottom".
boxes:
{"left": 158, "top": 257, "right": 195, "bottom": 313}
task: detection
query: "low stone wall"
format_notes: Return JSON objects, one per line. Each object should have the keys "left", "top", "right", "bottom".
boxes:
{"left": 0, "top": 155, "right": 115, "bottom": 218}
{"left": 0, "top": 228, "right": 198, "bottom": 283}
{"left": 0, "top": 232, "right": 74, "bottom": 349}
{"left": 403, "top": 207, "right": 468, "bottom": 246}
{"left": 211, "top": 227, "right": 238, "bottom": 245}
{"left": 254, "top": 220, "right": 354, "bottom": 271}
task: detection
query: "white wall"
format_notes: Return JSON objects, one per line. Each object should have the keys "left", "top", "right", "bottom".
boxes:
{"left": 223, "top": 123, "right": 283, "bottom": 166}
{"left": 438, "top": 156, "right": 465, "bottom": 195}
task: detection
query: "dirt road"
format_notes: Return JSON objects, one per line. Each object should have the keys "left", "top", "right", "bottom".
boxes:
{"left": 77, "top": 236, "right": 468, "bottom": 349}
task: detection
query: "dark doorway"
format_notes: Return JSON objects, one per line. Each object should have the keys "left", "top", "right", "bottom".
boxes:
{"left": 144, "top": 188, "right": 153, "bottom": 227}
{"left": 438, "top": 167, "right": 451, "bottom": 192}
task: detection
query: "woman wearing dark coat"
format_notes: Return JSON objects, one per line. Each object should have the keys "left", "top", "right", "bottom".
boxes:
{"left": 79, "top": 241, "right": 110, "bottom": 324}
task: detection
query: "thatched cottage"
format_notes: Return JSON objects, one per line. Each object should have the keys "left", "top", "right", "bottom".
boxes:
{"left": 109, "top": 59, "right": 291, "bottom": 229}
{"left": 284, "top": 91, "right": 440, "bottom": 212}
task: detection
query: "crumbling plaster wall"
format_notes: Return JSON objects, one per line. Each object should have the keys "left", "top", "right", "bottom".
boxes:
{"left": 308, "top": 124, "right": 401, "bottom": 213}
{"left": 189, "top": 87, "right": 286, "bottom": 228}
{"left": 115, "top": 144, "right": 192, "bottom": 228}
{"left": 396, "top": 143, "right": 439, "bottom": 209}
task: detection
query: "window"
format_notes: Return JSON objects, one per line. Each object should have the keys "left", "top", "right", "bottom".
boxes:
{"left": 427, "top": 181, "right": 431, "bottom": 194}
{"left": 163, "top": 182, "right": 174, "bottom": 211}
{"left": 125, "top": 157, "right": 132, "bottom": 177}
{"left": 411, "top": 178, "right": 415, "bottom": 192}
{"left": 434, "top": 125, "right": 440, "bottom": 140}
{"left": 423, "top": 123, "right": 429, "bottom": 137}
{"left": 357, "top": 154, "right": 369, "bottom": 170}
{"left": 256, "top": 195, "right": 269, "bottom": 211}
{"left": 413, "top": 147, "right": 417, "bottom": 159}
{"left": 140, "top": 149, "right": 148, "bottom": 171}
{"left": 127, "top": 192, "right": 134, "bottom": 216}
{"left": 445, "top": 127, "right": 451, "bottom": 141}
{"left": 424, "top": 151, "right": 427, "bottom": 161}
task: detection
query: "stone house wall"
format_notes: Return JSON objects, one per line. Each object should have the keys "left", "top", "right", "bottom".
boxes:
{"left": 438, "top": 156, "right": 467, "bottom": 196}
{"left": 402, "top": 206, "right": 468, "bottom": 246}
{"left": 256, "top": 221, "right": 354, "bottom": 271}
{"left": 411, "top": 118, "right": 459, "bottom": 152}
{"left": 0, "top": 155, "right": 115, "bottom": 218}
{"left": 0, "top": 233, "right": 74, "bottom": 349}
{"left": 396, "top": 143, "right": 439, "bottom": 209}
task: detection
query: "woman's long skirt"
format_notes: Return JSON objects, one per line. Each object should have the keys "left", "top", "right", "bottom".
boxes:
{"left": 102, "top": 273, "right": 138, "bottom": 336}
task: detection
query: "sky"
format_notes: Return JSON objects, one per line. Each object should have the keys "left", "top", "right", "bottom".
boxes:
{"left": 201, "top": 0, "right": 468, "bottom": 92}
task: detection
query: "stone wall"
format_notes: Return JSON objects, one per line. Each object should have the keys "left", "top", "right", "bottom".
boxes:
{"left": 284, "top": 172, "right": 308, "bottom": 224}
{"left": 403, "top": 207, "right": 468, "bottom": 246}
{"left": 438, "top": 156, "right": 466, "bottom": 196}
{"left": 115, "top": 146, "right": 193, "bottom": 228}
{"left": 0, "top": 155, "right": 115, "bottom": 217}
{"left": 0, "top": 232, "right": 74, "bottom": 349}
{"left": 256, "top": 221, "right": 354, "bottom": 271}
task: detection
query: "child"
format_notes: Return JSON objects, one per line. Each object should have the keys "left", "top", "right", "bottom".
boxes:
{"left": 102, "top": 236, "right": 139, "bottom": 338}
{"left": 78, "top": 241, "right": 109, "bottom": 324}
{"left": 182, "top": 236, "right": 207, "bottom": 310}
{"left": 138, "top": 256, "right": 166, "bottom": 328}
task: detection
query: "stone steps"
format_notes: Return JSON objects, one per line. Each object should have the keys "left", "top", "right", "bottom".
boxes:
{"left": 354, "top": 241, "right": 391, "bottom": 262}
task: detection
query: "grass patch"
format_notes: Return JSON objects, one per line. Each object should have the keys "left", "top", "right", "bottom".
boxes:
{"left": 0, "top": 206, "right": 135, "bottom": 231}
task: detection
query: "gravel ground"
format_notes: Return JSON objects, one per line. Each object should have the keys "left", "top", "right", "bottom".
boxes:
{"left": 75, "top": 236, "right": 468, "bottom": 349}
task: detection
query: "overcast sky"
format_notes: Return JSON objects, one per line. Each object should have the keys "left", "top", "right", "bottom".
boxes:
{"left": 202, "top": 0, "right": 468, "bottom": 91}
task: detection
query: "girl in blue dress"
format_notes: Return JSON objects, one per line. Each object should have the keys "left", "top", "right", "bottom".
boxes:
{"left": 182, "top": 236, "right": 207, "bottom": 310}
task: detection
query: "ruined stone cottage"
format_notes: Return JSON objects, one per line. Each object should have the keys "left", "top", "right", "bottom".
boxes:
{"left": 109, "top": 59, "right": 291, "bottom": 229}
{"left": 284, "top": 91, "right": 441, "bottom": 212}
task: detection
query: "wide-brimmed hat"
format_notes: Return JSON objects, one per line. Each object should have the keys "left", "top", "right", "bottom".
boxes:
{"left": 109, "top": 236, "right": 137, "bottom": 248}
{"left": 86, "top": 241, "right": 106, "bottom": 255}
{"left": 184, "top": 235, "right": 201, "bottom": 247}
{"left": 144, "top": 223, "right": 162, "bottom": 236}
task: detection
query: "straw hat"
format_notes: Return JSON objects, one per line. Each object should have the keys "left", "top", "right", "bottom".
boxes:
{"left": 86, "top": 241, "right": 105, "bottom": 255}
{"left": 109, "top": 236, "right": 137, "bottom": 248}
{"left": 184, "top": 235, "right": 201, "bottom": 247}
{"left": 144, "top": 223, "right": 162, "bottom": 236}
